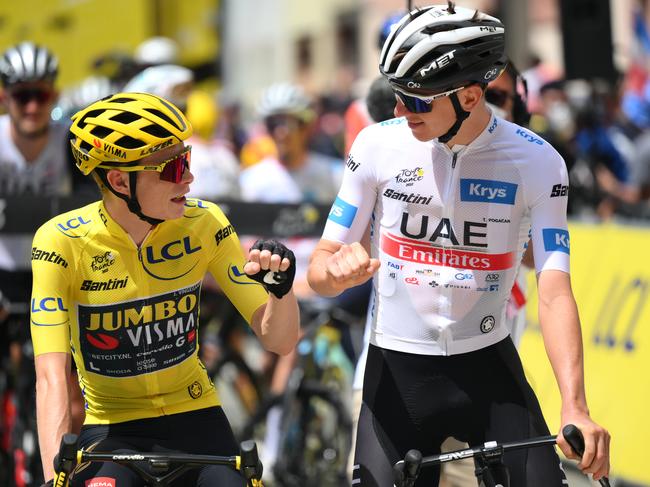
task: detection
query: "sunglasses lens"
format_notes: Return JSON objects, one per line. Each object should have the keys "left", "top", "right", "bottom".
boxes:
{"left": 396, "top": 91, "right": 433, "bottom": 113}
{"left": 160, "top": 151, "right": 190, "bottom": 183}
{"left": 11, "top": 89, "right": 51, "bottom": 105}
{"left": 265, "top": 116, "right": 299, "bottom": 133}
{"left": 485, "top": 89, "right": 509, "bottom": 108}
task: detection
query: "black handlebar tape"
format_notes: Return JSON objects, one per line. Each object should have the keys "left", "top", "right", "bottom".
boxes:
{"left": 53, "top": 433, "right": 79, "bottom": 474}
{"left": 398, "top": 449, "right": 422, "bottom": 487}
{"left": 562, "top": 424, "right": 612, "bottom": 487}
{"left": 562, "top": 424, "right": 585, "bottom": 457}
{"left": 240, "top": 440, "right": 263, "bottom": 480}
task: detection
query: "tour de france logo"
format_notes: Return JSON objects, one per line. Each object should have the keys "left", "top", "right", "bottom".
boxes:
{"left": 188, "top": 381, "right": 203, "bottom": 399}
{"left": 91, "top": 251, "right": 115, "bottom": 273}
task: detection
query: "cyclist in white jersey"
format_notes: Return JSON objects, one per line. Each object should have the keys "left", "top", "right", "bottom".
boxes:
{"left": 308, "top": 4, "right": 610, "bottom": 486}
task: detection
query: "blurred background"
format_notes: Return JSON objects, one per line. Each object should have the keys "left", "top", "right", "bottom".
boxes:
{"left": 1, "top": 0, "right": 650, "bottom": 486}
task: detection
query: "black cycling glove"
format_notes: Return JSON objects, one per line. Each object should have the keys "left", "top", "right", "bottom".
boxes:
{"left": 246, "top": 239, "right": 296, "bottom": 299}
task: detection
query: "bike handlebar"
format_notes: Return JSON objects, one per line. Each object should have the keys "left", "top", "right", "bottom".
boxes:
{"left": 393, "top": 424, "right": 611, "bottom": 487}
{"left": 562, "top": 424, "right": 611, "bottom": 487}
{"left": 52, "top": 434, "right": 264, "bottom": 487}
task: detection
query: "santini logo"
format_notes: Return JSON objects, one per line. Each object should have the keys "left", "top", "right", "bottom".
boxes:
{"left": 460, "top": 179, "right": 517, "bottom": 205}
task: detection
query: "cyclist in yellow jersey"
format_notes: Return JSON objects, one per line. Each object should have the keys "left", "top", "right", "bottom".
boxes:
{"left": 31, "top": 92, "right": 300, "bottom": 487}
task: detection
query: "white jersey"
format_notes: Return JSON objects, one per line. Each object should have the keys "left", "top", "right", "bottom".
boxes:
{"left": 0, "top": 115, "right": 72, "bottom": 271}
{"left": 322, "top": 115, "right": 570, "bottom": 356}
{"left": 0, "top": 114, "right": 71, "bottom": 196}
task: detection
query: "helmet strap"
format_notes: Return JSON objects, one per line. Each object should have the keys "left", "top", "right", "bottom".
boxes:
{"left": 96, "top": 170, "right": 164, "bottom": 226}
{"left": 438, "top": 92, "right": 470, "bottom": 144}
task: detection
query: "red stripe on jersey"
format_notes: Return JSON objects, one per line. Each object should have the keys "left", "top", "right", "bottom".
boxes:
{"left": 381, "top": 232, "right": 514, "bottom": 270}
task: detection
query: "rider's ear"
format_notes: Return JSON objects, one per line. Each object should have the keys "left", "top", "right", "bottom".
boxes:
{"left": 459, "top": 85, "right": 484, "bottom": 111}
{"left": 106, "top": 169, "right": 130, "bottom": 197}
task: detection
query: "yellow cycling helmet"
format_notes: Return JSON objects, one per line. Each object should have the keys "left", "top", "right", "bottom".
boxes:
{"left": 69, "top": 91, "right": 193, "bottom": 175}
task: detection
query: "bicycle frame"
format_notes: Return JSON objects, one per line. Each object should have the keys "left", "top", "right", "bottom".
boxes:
{"left": 52, "top": 434, "right": 264, "bottom": 487}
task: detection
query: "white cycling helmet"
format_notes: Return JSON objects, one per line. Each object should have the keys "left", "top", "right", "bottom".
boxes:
{"left": 134, "top": 36, "right": 180, "bottom": 66}
{"left": 380, "top": 2, "right": 507, "bottom": 142}
{"left": 380, "top": 3, "right": 506, "bottom": 94}
{"left": 257, "top": 83, "right": 314, "bottom": 122}
{"left": 123, "top": 64, "right": 194, "bottom": 101}
{"left": 0, "top": 41, "right": 58, "bottom": 86}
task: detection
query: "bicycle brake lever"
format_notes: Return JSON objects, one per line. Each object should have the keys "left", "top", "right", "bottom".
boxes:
{"left": 562, "top": 424, "right": 611, "bottom": 487}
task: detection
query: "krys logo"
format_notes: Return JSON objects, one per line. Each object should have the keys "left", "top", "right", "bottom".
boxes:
{"left": 460, "top": 179, "right": 517, "bottom": 205}
{"left": 56, "top": 216, "right": 91, "bottom": 238}
{"left": 78, "top": 283, "right": 200, "bottom": 378}
{"left": 141, "top": 236, "right": 202, "bottom": 280}
{"left": 542, "top": 228, "right": 570, "bottom": 254}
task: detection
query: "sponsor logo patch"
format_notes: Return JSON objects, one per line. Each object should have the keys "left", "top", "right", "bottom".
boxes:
{"left": 85, "top": 477, "right": 116, "bottom": 487}
{"left": 480, "top": 315, "right": 495, "bottom": 333}
{"left": 188, "top": 381, "right": 203, "bottom": 399}
{"left": 381, "top": 233, "right": 513, "bottom": 270}
{"left": 460, "top": 179, "right": 518, "bottom": 205}
{"left": 328, "top": 196, "right": 358, "bottom": 228}
{"left": 77, "top": 282, "right": 200, "bottom": 378}
{"left": 542, "top": 228, "right": 570, "bottom": 254}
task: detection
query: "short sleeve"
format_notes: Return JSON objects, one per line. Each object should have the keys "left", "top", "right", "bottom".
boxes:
{"left": 30, "top": 225, "right": 72, "bottom": 355}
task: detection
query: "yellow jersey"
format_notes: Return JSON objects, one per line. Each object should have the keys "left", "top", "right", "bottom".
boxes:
{"left": 30, "top": 199, "right": 268, "bottom": 424}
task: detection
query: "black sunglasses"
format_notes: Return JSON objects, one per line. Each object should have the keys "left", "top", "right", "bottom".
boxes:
{"left": 264, "top": 115, "right": 303, "bottom": 133}
{"left": 8, "top": 88, "right": 53, "bottom": 105}
{"left": 485, "top": 88, "right": 513, "bottom": 109}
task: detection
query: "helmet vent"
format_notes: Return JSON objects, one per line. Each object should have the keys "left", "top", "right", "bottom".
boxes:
{"left": 143, "top": 108, "right": 178, "bottom": 130}
{"left": 114, "top": 135, "right": 145, "bottom": 149}
{"left": 90, "top": 126, "right": 112, "bottom": 139}
{"left": 140, "top": 124, "right": 173, "bottom": 138}
{"left": 422, "top": 24, "right": 456, "bottom": 35}
{"left": 110, "top": 112, "right": 140, "bottom": 124}
{"left": 109, "top": 97, "right": 134, "bottom": 104}
{"left": 76, "top": 109, "right": 104, "bottom": 129}
{"left": 80, "top": 140, "right": 93, "bottom": 152}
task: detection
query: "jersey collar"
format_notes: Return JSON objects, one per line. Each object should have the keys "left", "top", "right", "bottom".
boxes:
{"left": 435, "top": 111, "right": 499, "bottom": 153}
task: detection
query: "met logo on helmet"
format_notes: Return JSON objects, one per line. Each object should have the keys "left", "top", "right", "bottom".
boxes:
{"left": 460, "top": 179, "right": 517, "bottom": 205}
{"left": 419, "top": 49, "right": 456, "bottom": 77}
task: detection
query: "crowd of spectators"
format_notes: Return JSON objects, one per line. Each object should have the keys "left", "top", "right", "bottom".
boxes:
{"left": 4, "top": 35, "right": 650, "bottom": 225}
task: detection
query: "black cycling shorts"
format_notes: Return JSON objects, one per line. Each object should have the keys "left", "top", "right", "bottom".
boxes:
{"left": 71, "top": 407, "right": 245, "bottom": 487}
{"left": 352, "top": 339, "right": 567, "bottom": 486}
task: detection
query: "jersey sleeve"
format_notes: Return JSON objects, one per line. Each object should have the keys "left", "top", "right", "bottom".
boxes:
{"left": 30, "top": 224, "right": 72, "bottom": 356}
{"left": 202, "top": 202, "right": 268, "bottom": 323}
{"left": 526, "top": 145, "right": 571, "bottom": 274}
{"left": 321, "top": 126, "right": 378, "bottom": 244}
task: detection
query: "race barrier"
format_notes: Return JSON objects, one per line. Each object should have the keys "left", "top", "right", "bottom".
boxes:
{"left": 520, "top": 221, "right": 650, "bottom": 485}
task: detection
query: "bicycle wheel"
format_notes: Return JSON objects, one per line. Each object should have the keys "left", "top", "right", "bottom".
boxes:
{"left": 212, "top": 352, "right": 264, "bottom": 439}
{"left": 241, "top": 382, "right": 352, "bottom": 487}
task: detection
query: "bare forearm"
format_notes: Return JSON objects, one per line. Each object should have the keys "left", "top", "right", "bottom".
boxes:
{"left": 257, "top": 291, "right": 300, "bottom": 355}
{"left": 37, "top": 378, "right": 72, "bottom": 480}
{"left": 307, "top": 253, "right": 347, "bottom": 297}
{"left": 538, "top": 293, "right": 588, "bottom": 413}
